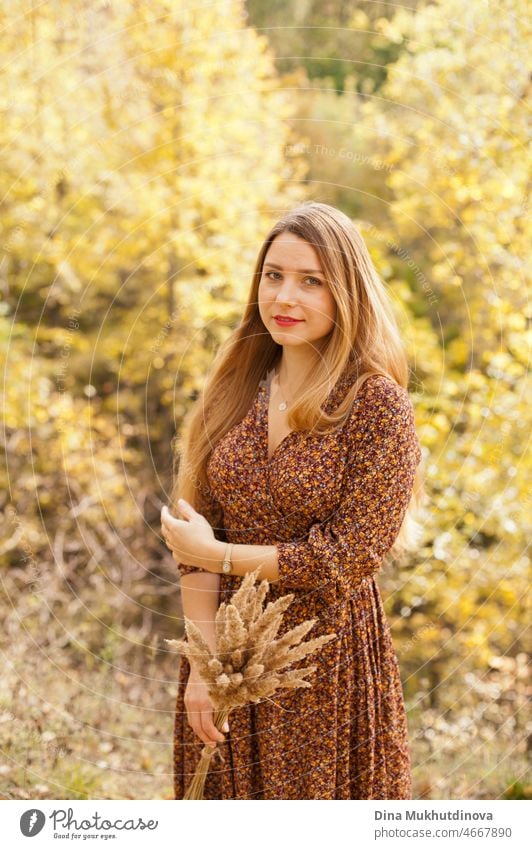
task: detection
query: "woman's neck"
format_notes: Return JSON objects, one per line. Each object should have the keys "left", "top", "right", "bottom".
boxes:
{"left": 276, "top": 348, "right": 319, "bottom": 395}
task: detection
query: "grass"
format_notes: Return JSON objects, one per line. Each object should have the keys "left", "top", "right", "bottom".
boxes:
{"left": 0, "top": 648, "right": 177, "bottom": 800}
{"left": 1, "top": 564, "right": 529, "bottom": 800}
{"left": 1, "top": 641, "right": 529, "bottom": 800}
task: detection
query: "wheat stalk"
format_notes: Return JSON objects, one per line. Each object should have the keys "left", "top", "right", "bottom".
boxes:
{"left": 166, "top": 565, "right": 337, "bottom": 799}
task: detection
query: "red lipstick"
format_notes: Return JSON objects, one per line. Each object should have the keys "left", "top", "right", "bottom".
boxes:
{"left": 273, "top": 315, "right": 304, "bottom": 327}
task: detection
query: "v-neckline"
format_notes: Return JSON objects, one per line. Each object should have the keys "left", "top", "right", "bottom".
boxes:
{"left": 260, "top": 367, "right": 298, "bottom": 464}
{"left": 257, "top": 362, "right": 356, "bottom": 464}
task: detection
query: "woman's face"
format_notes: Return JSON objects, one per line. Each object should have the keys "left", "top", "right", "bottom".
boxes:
{"left": 258, "top": 232, "right": 337, "bottom": 350}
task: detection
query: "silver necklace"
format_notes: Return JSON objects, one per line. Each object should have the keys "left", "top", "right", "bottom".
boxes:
{"left": 273, "top": 369, "right": 289, "bottom": 411}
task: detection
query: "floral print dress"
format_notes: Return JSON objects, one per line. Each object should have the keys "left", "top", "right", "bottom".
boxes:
{"left": 173, "top": 364, "right": 422, "bottom": 800}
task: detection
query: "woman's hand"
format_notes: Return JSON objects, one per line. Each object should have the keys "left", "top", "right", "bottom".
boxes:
{"left": 160, "top": 500, "right": 221, "bottom": 570}
{"left": 184, "top": 666, "right": 229, "bottom": 748}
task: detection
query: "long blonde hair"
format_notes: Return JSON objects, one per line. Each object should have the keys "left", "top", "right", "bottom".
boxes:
{"left": 171, "top": 201, "right": 425, "bottom": 558}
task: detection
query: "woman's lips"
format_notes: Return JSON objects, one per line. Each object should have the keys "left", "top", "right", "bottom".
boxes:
{"left": 273, "top": 316, "right": 304, "bottom": 326}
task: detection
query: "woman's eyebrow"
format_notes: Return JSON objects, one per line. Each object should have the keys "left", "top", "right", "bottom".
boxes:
{"left": 263, "top": 262, "right": 323, "bottom": 274}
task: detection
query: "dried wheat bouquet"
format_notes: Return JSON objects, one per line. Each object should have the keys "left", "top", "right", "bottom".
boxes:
{"left": 166, "top": 565, "right": 337, "bottom": 799}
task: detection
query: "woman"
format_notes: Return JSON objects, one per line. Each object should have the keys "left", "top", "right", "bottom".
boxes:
{"left": 161, "top": 201, "right": 424, "bottom": 800}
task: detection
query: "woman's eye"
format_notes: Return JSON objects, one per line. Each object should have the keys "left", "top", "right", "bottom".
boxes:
{"left": 264, "top": 271, "right": 322, "bottom": 286}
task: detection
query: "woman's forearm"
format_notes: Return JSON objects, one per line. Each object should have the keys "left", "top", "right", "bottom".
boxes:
{"left": 162, "top": 501, "right": 280, "bottom": 582}
{"left": 193, "top": 539, "right": 280, "bottom": 582}
{"left": 179, "top": 570, "right": 221, "bottom": 671}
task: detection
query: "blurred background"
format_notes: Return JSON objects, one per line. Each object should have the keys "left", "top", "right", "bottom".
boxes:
{"left": 0, "top": 0, "right": 530, "bottom": 800}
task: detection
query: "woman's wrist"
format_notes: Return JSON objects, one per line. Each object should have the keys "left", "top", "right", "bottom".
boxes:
{"left": 191, "top": 537, "right": 280, "bottom": 581}
{"left": 197, "top": 538, "right": 226, "bottom": 572}
{"left": 188, "top": 661, "right": 205, "bottom": 680}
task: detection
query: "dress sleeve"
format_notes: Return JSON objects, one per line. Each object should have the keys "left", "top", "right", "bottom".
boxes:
{"left": 275, "top": 375, "right": 422, "bottom": 597}
{"left": 176, "top": 482, "right": 227, "bottom": 577}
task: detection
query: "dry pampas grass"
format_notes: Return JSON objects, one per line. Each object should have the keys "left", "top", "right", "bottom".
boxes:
{"left": 166, "top": 565, "right": 337, "bottom": 799}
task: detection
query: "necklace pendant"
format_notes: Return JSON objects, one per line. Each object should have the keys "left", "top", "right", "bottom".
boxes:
{"left": 278, "top": 401, "right": 287, "bottom": 411}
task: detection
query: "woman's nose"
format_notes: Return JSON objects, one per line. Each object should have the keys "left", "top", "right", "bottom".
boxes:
{"left": 275, "top": 277, "right": 299, "bottom": 303}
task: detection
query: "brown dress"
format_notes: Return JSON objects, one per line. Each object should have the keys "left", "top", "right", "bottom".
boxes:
{"left": 173, "top": 365, "right": 422, "bottom": 800}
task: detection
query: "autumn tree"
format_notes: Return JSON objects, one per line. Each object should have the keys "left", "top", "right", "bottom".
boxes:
{"left": 356, "top": 0, "right": 530, "bottom": 701}
{"left": 1, "top": 0, "right": 305, "bottom": 642}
